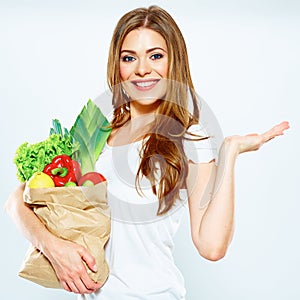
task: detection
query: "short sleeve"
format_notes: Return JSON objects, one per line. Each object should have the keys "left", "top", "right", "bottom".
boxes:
{"left": 183, "top": 124, "right": 218, "bottom": 164}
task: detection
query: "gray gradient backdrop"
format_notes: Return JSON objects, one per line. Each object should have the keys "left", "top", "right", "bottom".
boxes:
{"left": 0, "top": 1, "right": 299, "bottom": 299}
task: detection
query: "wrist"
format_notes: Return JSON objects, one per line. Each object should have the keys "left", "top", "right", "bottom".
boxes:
{"left": 38, "top": 231, "right": 58, "bottom": 258}
{"left": 222, "top": 136, "right": 240, "bottom": 159}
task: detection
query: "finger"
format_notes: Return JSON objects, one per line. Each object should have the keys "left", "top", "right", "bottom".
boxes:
{"left": 261, "top": 121, "right": 290, "bottom": 142}
{"left": 61, "top": 281, "right": 72, "bottom": 293}
{"left": 270, "top": 121, "right": 290, "bottom": 135}
{"left": 94, "top": 281, "right": 103, "bottom": 291}
{"left": 80, "top": 270, "right": 103, "bottom": 291}
{"left": 278, "top": 120, "right": 290, "bottom": 130}
{"left": 79, "top": 248, "right": 97, "bottom": 272}
{"left": 66, "top": 281, "right": 80, "bottom": 294}
{"left": 72, "top": 277, "right": 94, "bottom": 294}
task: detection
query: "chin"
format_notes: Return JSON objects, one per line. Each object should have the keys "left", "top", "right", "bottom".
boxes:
{"left": 133, "top": 97, "right": 161, "bottom": 104}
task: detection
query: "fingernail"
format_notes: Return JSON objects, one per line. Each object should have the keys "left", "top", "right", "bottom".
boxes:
{"left": 93, "top": 264, "right": 97, "bottom": 272}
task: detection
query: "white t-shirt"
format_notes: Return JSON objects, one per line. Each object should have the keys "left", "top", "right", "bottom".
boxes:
{"left": 79, "top": 124, "right": 217, "bottom": 300}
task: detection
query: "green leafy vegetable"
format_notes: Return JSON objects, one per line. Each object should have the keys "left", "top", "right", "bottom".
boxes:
{"left": 50, "top": 119, "right": 71, "bottom": 138}
{"left": 13, "top": 99, "right": 111, "bottom": 182}
{"left": 70, "top": 99, "right": 112, "bottom": 175}
{"left": 14, "top": 134, "right": 79, "bottom": 182}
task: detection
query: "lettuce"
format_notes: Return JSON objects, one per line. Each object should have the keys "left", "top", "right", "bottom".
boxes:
{"left": 14, "top": 134, "right": 79, "bottom": 182}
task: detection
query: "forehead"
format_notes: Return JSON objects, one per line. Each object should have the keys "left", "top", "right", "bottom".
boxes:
{"left": 121, "top": 28, "right": 167, "bottom": 50}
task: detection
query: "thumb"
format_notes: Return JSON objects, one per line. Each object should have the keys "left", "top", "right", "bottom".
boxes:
{"left": 79, "top": 248, "right": 97, "bottom": 272}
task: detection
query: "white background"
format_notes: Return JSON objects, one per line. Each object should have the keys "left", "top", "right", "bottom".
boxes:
{"left": 0, "top": 0, "right": 299, "bottom": 299}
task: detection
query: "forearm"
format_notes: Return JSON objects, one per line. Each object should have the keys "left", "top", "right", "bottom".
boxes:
{"left": 5, "top": 183, "right": 101, "bottom": 293}
{"left": 197, "top": 138, "right": 238, "bottom": 259}
{"left": 5, "top": 183, "right": 56, "bottom": 254}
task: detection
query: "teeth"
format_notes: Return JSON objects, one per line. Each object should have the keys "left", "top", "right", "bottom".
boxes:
{"left": 135, "top": 81, "right": 156, "bottom": 87}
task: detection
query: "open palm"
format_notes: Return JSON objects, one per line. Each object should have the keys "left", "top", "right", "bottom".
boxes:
{"left": 229, "top": 121, "right": 290, "bottom": 154}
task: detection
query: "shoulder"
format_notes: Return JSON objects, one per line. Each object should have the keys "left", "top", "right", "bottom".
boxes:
{"left": 183, "top": 136, "right": 217, "bottom": 165}
{"left": 184, "top": 94, "right": 224, "bottom": 164}
{"left": 183, "top": 121, "right": 221, "bottom": 164}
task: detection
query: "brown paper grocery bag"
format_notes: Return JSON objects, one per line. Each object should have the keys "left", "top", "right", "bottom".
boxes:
{"left": 19, "top": 182, "right": 110, "bottom": 289}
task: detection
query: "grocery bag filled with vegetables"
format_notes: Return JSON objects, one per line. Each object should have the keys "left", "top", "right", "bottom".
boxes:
{"left": 14, "top": 100, "right": 112, "bottom": 289}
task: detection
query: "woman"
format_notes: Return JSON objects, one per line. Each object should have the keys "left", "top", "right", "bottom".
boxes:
{"left": 5, "top": 5, "right": 289, "bottom": 300}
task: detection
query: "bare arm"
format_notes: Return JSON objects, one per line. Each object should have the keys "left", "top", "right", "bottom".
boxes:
{"left": 5, "top": 184, "right": 102, "bottom": 294}
{"left": 187, "top": 121, "right": 290, "bottom": 261}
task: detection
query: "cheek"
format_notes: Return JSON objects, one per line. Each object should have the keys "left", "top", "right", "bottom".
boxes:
{"left": 157, "top": 60, "right": 168, "bottom": 78}
{"left": 119, "top": 64, "right": 130, "bottom": 81}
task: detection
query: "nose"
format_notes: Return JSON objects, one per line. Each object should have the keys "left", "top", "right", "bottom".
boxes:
{"left": 135, "top": 58, "right": 151, "bottom": 77}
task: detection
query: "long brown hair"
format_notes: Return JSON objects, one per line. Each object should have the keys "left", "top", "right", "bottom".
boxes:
{"left": 107, "top": 5, "right": 202, "bottom": 215}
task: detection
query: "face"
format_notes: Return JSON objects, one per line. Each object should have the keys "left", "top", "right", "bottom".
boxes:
{"left": 119, "top": 28, "right": 168, "bottom": 113}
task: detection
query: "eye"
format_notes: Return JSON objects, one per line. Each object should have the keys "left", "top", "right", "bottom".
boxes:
{"left": 121, "top": 55, "right": 135, "bottom": 62}
{"left": 150, "top": 53, "right": 164, "bottom": 60}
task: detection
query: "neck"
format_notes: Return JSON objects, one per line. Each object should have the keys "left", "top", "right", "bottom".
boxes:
{"left": 128, "top": 112, "right": 155, "bottom": 135}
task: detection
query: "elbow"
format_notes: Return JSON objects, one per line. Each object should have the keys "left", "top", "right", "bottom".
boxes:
{"left": 198, "top": 248, "right": 227, "bottom": 262}
{"left": 192, "top": 227, "right": 235, "bottom": 262}
{"left": 193, "top": 239, "right": 228, "bottom": 262}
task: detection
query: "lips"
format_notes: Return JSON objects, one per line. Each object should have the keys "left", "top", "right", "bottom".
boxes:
{"left": 131, "top": 79, "right": 159, "bottom": 91}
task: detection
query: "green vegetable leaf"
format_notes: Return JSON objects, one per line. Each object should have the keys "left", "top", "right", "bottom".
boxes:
{"left": 13, "top": 134, "right": 79, "bottom": 182}
{"left": 50, "top": 119, "right": 71, "bottom": 138}
{"left": 70, "top": 99, "right": 111, "bottom": 174}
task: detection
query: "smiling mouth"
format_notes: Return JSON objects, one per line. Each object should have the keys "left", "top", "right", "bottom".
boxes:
{"left": 131, "top": 79, "right": 159, "bottom": 90}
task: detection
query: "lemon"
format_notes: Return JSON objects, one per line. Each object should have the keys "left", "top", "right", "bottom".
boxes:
{"left": 27, "top": 172, "right": 55, "bottom": 188}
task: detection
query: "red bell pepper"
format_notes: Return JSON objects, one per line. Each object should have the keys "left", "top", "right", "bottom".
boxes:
{"left": 43, "top": 154, "right": 82, "bottom": 187}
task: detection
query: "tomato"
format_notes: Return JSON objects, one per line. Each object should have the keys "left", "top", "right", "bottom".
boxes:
{"left": 78, "top": 172, "right": 106, "bottom": 186}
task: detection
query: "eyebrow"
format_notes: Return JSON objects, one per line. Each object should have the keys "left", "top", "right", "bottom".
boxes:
{"left": 120, "top": 47, "right": 167, "bottom": 54}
